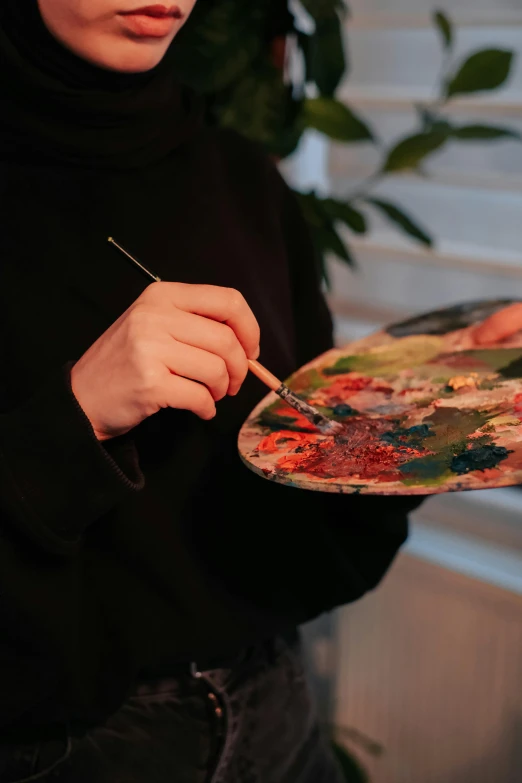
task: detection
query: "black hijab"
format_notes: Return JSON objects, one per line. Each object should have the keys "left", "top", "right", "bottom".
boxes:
{"left": 0, "top": 0, "right": 204, "bottom": 169}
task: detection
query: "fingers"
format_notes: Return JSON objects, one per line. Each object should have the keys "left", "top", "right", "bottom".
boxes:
{"left": 147, "top": 282, "right": 261, "bottom": 360}
{"left": 160, "top": 340, "right": 229, "bottom": 402}
{"left": 473, "top": 303, "right": 522, "bottom": 345}
{"left": 163, "top": 374, "right": 217, "bottom": 420}
{"left": 163, "top": 309, "right": 249, "bottom": 396}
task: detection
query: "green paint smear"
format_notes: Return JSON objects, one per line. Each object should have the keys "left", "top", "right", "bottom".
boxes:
{"left": 416, "top": 397, "right": 435, "bottom": 409}
{"left": 401, "top": 469, "right": 453, "bottom": 488}
{"left": 420, "top": 407, "right": 491, "bottom": 452}
{"left": 314, "top": 405, "right": 335, "bottom": 416}
{"left": 478, "top": 380, "right": 502, "bottom": 391}
{"left": 401, "top": 466, "right": 455, "bottom": 487}
{"left": 323, "top": 336, "right": 444, "bottom": 377}
{"left": 322, "top": 355, "right": 370, "bottom": 376}
{"left": 462, "top": 348, "right": 522, "bottom": 374}
{"left": 399, "top": 407, "right": 493, "bottom": 485}
{"left": 288, "top": 367, "right": 329, "bottom": 393}
{"left": 498, "top": 356, "right": 522, "bottom": 379}
{"left": 415, "top": 366, "right": 458, "bottom": 383}
{"left": 257, "top": 410, "right": 306, "bottom": 432}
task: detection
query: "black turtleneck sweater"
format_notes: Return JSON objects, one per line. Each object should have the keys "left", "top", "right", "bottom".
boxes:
{"left": 0, "top": 2, "right": 423, "bottom": 731}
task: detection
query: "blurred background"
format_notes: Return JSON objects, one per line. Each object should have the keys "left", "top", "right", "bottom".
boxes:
{"left": 293, "top": 2, "right": 522, "bottom": 781}
{"left": 175, "top": 1, "right": 522, "bottom": 779}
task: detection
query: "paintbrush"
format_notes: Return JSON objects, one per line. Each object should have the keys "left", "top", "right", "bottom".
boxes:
{"left": 108, "top": 237, "right": 343, "bottom": 436}
{"left": 246, "top": 360, "right": 343, "bottom": 435}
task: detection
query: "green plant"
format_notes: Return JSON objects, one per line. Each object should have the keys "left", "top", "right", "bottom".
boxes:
{"left": 172, "top": 1, "right": 520, "bottom": 283}
{"left": 331, "top": 742, "right": 369, "bottom": 782}
{"left": 326, "top": 723, "right": 385, "bottom": 781}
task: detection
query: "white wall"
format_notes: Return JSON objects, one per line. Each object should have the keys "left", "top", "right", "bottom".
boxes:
{"left": 334, "top": 552, "right": 522, "bottom": 783}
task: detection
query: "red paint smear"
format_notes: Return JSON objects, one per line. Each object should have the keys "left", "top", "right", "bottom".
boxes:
{"left": 257, "top": 430, "right": 316, "bottom": 455}
{"left": 511, "top": 392, "right": 522, "bottom": 420}
{"left": 273, "top": 417, "right": 426, "bottom": 482}
{"left": 428, "top": 352, "right": 491, "bottom": 370}
{"left": 501, "top": 451, "right": 522, "bottom": 471}
{"left": 310, "top": 375, "right": 393, "bottom": 408}
{"left": 473, "top": 468, "right": 506, "bottom": 483}
{"left": 331, "top": 376, "right": 373, "bottom": 391}
{"left": 320, "top": 375, "right": 392, "bottom": 398}
{"left": 268, "top": 401, "right": 317, "bottom": 431}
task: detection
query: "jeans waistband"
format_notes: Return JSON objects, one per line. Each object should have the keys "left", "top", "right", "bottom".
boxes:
{"left": 136, "top": 630, "right": 299, "bottom": 682}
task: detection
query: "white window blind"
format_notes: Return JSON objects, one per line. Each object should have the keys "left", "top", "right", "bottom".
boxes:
{"left": 319, "top": 0, "right": 522, "bottom": 339}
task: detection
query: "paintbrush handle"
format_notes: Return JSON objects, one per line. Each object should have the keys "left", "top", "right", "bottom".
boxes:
{"left": 247, "top": 359, "right": 282, "bottom": 391}
{"left": 248, "top": 359, "right": 343, "bottom": 435}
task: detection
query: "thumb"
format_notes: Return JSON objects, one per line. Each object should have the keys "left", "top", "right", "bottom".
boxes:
{"left": 472, "top": 303, "right": 522, "bottom": 345}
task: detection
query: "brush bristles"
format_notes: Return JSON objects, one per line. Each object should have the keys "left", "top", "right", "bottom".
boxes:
{"left": 278, "top": 385, "right": 343, "bottom": 436}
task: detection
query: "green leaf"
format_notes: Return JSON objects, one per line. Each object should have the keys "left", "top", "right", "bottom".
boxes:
{"left": 433, "top": 10, "right": 453, "bottom": 50}
{"left": 415, "top": 104, "right": 438, "bottom": 131}
{"left": 382, "top": 130, "right": 449, "bottom": 172}
{"left": 320, "top": 252, "right": 332, "bottom": 288}
{"left": 295, "top": 191, "right": 328, "bottom": 229}
{"left": 431, "top": 120, "right": 452, "bottom": 135}
{"left": 321, "top": 198, "right": 368, "bottom": 234}
{"left": 335, "top": 726, "right": 385, "bottom": 758}
{"left": 296, "top": 192, "right": 367, "bottom": 234}
{"left": 298, "top": 191, "right": 358, "bottom": 283}
{"left": 302, "top": 98, "right": 374, "bottom": 142}
{"left": 366, "top": 198, "right": 433, "bottom": 247}
{"left": 216, "top": 62, "right": 303, "bottom": 158}
{"left": 307, "top": 15, "right": 348, "bottom": 96}
{"left": 170, "top": 0, "right": 268, "bottom": 93}
{"left": 446, "top": 49, "right": 515, "bottom": 98}
{"left": 300, "top": 0, "right": 349, "bottom": 21}
{"left": 451, "top": 124, "right": 522, "bottom": 141}
{"left": 331, "top": 742, "right": 369, "bottom": 783}
{"left": 317, "top": 224, "right": 353, "bottom": 264}
{"left": 295, "top": 193, "right": 332, "bottom": 284}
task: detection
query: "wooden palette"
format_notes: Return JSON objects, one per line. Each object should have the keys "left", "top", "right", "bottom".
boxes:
{"left": 238, "top": 300, "right": 522, "bottom": 495}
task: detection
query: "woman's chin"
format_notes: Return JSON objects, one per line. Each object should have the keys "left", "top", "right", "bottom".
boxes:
{"left": 73, "top": 38, "right": 172, "bottom": 74}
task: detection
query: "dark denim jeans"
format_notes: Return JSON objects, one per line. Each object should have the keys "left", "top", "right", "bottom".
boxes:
{"left": 1, "top": 636, "right": 344, "bottom": 783}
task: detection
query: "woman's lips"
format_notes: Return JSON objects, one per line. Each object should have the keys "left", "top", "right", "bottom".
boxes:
{"left": 119, "top": 5, "right": 184, "bottom": 38}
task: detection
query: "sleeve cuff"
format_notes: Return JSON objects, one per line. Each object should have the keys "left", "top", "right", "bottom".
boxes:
{"left": 0, "top": 363, "right": 144, "bottom": 554}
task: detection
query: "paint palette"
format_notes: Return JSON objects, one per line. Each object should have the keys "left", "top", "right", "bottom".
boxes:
{"left": 238, "top": 300, "right": 522, "bottom": 495}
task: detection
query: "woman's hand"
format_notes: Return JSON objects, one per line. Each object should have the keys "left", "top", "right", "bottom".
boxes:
{"left": 472, "top": 302, "right": 522, "bottom": 346}
{"left": 70, "top": 282, "right": 260, "bottom": 441}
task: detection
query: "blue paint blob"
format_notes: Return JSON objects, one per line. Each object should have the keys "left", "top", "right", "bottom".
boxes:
{"left": 451, "top": 445, "right": 511, "bottom": 475}
{"left": 381, "top": 423, "right": 433, "bottom": 448}
{"left": 333, "top": 404, "right": 356, "bottom": 417}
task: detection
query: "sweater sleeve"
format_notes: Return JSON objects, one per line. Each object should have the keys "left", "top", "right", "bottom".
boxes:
{"left": 0, "top": 362, "right": 144, "bottom": 555}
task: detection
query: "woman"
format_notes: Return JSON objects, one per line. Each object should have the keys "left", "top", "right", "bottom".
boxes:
{"left": 1, "top": 1, "right": 516, "bottom": 781}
